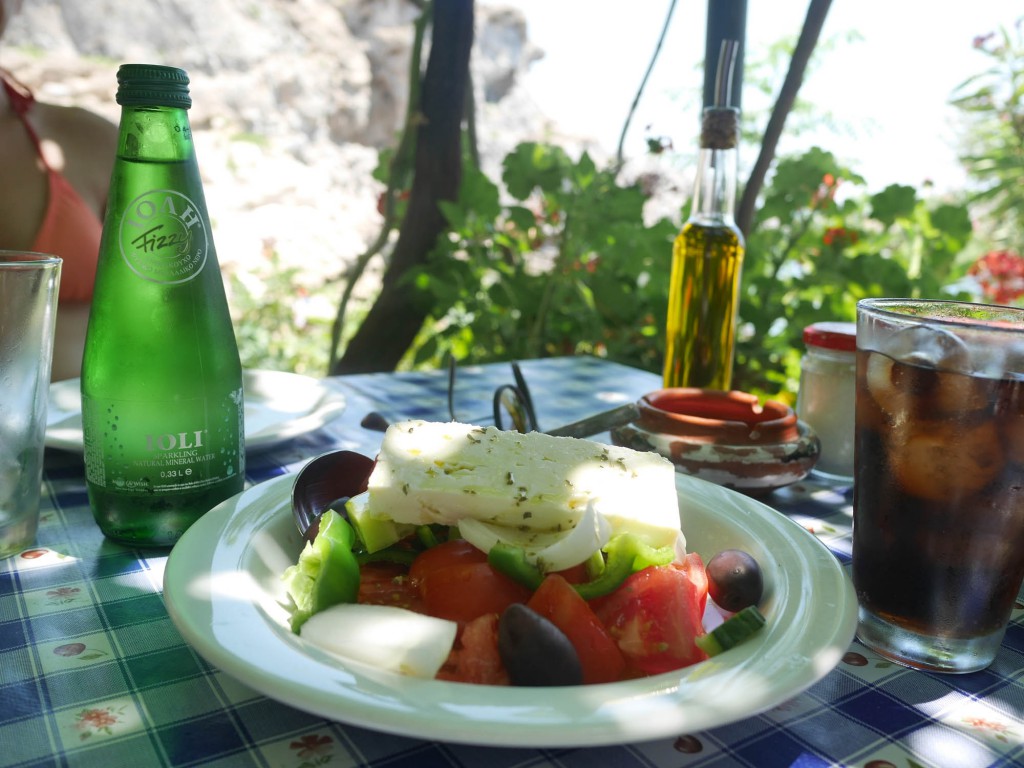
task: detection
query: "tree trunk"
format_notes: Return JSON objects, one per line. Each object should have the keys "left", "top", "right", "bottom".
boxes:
{"left": 332, "top": 0, "right": 474, "bottom": 374}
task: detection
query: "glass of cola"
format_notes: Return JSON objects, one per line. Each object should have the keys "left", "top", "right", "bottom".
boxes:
{"left": 854, "top": 298, "right": 1024, "bottom": 673}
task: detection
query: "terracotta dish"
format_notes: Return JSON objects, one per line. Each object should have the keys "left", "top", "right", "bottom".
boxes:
{"left": 611, "top": 388, "right": 820, "bottom": 496}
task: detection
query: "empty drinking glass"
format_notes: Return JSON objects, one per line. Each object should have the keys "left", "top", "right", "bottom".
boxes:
{"left": 0, "top": 252, "right": 61, "bottom": 558}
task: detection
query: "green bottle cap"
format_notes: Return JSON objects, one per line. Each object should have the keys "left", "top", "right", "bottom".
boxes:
{"left": 116, "top": 64, "right": 192, "bottom": 109}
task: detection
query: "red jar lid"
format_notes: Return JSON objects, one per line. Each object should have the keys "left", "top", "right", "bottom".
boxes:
{"left": 803, "top": 322, "right": 856, "bottom": 352}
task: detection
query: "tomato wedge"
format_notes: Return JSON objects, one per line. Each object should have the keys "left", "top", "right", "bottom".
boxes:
{"left": 436, "top": 613, "right": 509, "bottom": 685}
{"left": 593, "top": 553, "right": 709, "bottom": 676}
{"left": 409, "top": 539, "right": 484, "bottom": 581}
{"left": 552, "top": 562, "right": 591, "bottom": 584}
{"left": 358, "top": 561, "right": 422, "bottom": 612}
{"left": 527, "top": 574, "right": 626, "bottom": 684}
{"left": 410, "top": 540, "right": 532, "bottom": 624}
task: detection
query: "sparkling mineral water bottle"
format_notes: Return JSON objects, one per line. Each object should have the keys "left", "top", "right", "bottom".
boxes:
{"left": 82, "top": 64, "right": 244, "bottom": 546}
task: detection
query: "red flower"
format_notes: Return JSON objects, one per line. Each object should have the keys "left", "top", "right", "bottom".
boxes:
{"left": 968, "top": 250, "right": 1024, "bottom": 304}
{"left": 75, "top": 707, "right": 119, "bottom": 734}
{"left": 290, "top": 734, "right": 333, "bottom": 759}
{"left": 811, "top": 174, "right": 840, "bottom": 208}
{"left": 376, "top": 189, "right": 410, "bottom": 216}
{"left": 47, "top": 587, "right": 80, "bottom": 598}
{"left": 973, "top": 32, "right": 995, "bottom": 49}
{"left": 822, "top": 227, "right": 859, "bottom": 247}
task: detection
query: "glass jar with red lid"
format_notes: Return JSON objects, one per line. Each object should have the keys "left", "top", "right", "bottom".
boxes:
{"left": 795, "top": 322, "right": 856, "bottom": 480}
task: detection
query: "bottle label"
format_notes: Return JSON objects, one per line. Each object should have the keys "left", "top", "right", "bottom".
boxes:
{"left": 82, "top": 389, "right": 244, "bottom": 495}
{"left": 119, "top": 189, "right": 209, "bottom": 284}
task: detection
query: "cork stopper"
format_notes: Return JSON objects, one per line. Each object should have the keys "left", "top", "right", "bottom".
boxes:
{"left": 700, "top": 107, "right": 739, "bottom": 149}
{"left": 700, "top": 40, "right": 739, "bottom": 149}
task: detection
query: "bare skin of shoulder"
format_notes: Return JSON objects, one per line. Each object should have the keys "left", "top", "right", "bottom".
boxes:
{"left": 0, "top": 85, "right": 118, "bottom": 380}
{"left": 0, "top": 94, "right": 117, "bottom": 248}
{"left": 1, "top": 1, "right": 118, "bottom": 379}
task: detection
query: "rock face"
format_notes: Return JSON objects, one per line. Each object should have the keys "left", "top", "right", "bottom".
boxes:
{"left": 3, "top": 0, "right": 551, "bottom": 294}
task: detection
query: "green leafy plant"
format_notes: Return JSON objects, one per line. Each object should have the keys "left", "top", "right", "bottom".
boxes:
{"left": 400, "top": 140, "right": 975, "bottom": 401}
{"left": 227, "top": 5, "right": 1004, "bottom": 404}
{"left": 951, "top": 23, "right": 1024, "bottom": 253}
{"left": 404, "top": 143, "right": 677, "bottom": 373}
{"left": 734, "top": 147, "right": 974, "bottom": 398}
{"left": 226, "top": 250, "right": 342, "bottom": 376}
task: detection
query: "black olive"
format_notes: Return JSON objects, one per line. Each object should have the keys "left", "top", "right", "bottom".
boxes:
{"left": 498, "top": 604, "right": 583, "bottom": 686}
{"left": 706, "top": 549, "right": 763, "bottom": 612}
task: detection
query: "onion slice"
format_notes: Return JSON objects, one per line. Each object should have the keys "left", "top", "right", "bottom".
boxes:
{"left": 458, "top": 499, "right": 612, "bottom": 573}
{"left": 300, "top": 603, "right": 457, "bottom": 678}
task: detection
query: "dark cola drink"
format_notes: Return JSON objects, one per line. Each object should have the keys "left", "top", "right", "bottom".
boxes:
{"left": 853, "top": 299, "right": 1024, "bottom": 673}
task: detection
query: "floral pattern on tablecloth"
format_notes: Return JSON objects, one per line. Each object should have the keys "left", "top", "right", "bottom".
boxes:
{"left": 56, "top": 697, "right": 143, "bottom": 748}
{"left": 259, "top": 731, "right": 350, "bottom": 767}
{"left": 23, "top": 579, "right": 93, "bottom": 616}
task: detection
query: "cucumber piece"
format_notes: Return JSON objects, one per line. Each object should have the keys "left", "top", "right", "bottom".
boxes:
{"left": 696, "top": 606, "right": 766, "bottom": 656}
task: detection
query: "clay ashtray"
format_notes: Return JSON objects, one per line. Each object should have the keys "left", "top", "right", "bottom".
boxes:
{"left": 611, "top": 388, "right": 820, "bottom": 496}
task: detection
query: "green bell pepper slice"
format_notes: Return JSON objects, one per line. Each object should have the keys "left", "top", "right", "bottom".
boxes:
{"left": 573, "top": 534, "right": 675, "bottom": 600}
{"left": 488, "top": 542, "right": 545, "bottom": 591}
{"left": 284, "top": 509, "right": 361, "bottom": 632}
{"left": 488, "top": 533, "right": 675, "bottom": 601}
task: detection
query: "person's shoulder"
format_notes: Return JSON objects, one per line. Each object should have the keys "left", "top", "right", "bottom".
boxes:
{"left": 36, "top": 101, "right": 117, "bottom": 147}
{"left": 33, "top": 101, "right": 118, "bottom": 202}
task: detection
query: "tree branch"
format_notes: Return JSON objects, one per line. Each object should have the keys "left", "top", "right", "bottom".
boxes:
{"left": 331, "top": 0, "right": 474, "bottom": 374}
{"left": 327, "top": 3, "right": 431, "bottom": 372}
{"left": 615, "top": 0, "right": 679, "bottom": 168}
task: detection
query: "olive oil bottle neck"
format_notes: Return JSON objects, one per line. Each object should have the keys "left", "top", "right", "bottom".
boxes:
{"left": 688, "top": 105, "right": 739, "bottom": 227}
{"left": 690, "top": 145, "right": 738, "bottom": 226}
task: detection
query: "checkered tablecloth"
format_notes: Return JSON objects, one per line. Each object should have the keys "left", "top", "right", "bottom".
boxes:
{"left": 3, "top": 356, "right": 1023, "bottom": 767}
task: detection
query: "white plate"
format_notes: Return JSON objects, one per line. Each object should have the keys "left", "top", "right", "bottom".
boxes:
{"left": 162, "top": 471, "right": 857, "bottom": 747}
{"left": 45, "top": 370, "right": 346, "bottom": 453}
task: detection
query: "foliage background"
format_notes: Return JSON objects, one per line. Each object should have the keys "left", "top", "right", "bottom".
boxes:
{"left": 232, "top": 14, "right": 1023, "bottom": 402}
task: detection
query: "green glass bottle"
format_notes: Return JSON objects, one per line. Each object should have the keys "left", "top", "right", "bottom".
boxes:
{"left": 81, "top": 64, "right": 244, "bottom": 546}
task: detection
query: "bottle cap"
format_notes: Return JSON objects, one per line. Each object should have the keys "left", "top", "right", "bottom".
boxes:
{"left": 803, "top": 321, "right": 856, "bottom": 352}
{"left": 116, "top": 64, "right": 191, "bottom": 109}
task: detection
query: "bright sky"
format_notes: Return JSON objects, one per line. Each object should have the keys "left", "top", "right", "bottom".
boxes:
{"left": 492, "top": 0, "right": 1019, "bottom": 194}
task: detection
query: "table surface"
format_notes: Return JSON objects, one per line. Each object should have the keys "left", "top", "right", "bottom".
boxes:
{"left": 5, "top": 356, "right": 1023, "bottom": 768}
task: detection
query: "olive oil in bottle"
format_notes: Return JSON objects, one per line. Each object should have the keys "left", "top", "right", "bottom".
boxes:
{"left": 663, "top": 40, "right": 745, "bottom": 391}
{"left": 663, "top": 105, "right": 744, "bottom": 391}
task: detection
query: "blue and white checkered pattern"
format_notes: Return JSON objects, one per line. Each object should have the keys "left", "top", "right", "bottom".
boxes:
{"left": 2, "top": 357, "right": 1022, "bottom": 767}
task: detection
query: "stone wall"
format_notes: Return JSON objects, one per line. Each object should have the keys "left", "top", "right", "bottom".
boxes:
{"left": 3, "top": 0, "right": 553, "bottom": 293}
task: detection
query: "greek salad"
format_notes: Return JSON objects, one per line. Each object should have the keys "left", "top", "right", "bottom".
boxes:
{"left": 283, "top": 420, "right": 765, "bottom": 686}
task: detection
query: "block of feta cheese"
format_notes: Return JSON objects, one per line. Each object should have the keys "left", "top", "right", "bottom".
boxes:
{"left": 366, "top": 420, "right": 681, "bottom": 548}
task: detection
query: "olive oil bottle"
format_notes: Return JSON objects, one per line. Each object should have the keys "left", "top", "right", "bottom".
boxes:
{"left": 663, "top": 43, "right": 744, "bottom": 391}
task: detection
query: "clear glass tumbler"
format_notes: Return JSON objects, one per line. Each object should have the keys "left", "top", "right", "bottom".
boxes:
{"left": 0, "top": 252, "right": 61, "bottom": 558}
